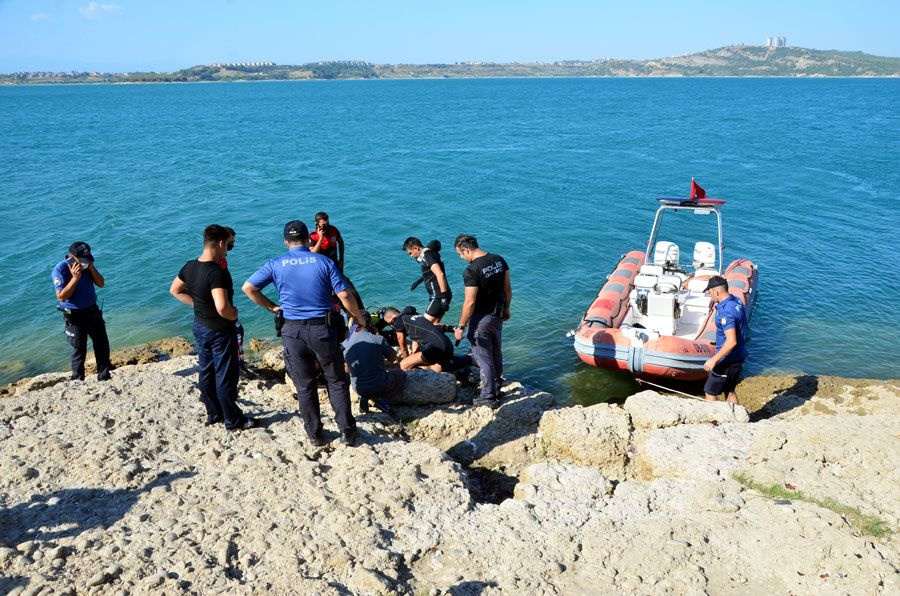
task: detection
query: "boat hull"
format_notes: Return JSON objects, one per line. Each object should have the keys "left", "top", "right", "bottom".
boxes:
{"left": 574, "top": 255, "right": 758, "bottom": 381}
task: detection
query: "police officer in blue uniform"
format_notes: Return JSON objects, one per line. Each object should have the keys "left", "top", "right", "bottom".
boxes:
{"left": 52, "top": 242, "right": 113, "bottom": 381}
{"left": 702, "top": 275, "right": 749, "bottom": 405}
{"left": 243, "top": 220, "right": 367, "bottom": 447}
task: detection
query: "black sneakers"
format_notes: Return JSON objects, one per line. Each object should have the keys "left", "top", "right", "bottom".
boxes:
{"left": 307, "top": 432, "right": 326, "bottom": 447}
{"left": 473, "top": 396, "right": 501, "bottom": 409}
{"left": 340, "top": 429, "right": 358, "bottom": 447}
{"left": 204, "top": 415, "right": 223, "bottom": 427}
{"left": 226, "top": 417, "right": 257, "bottom": 431}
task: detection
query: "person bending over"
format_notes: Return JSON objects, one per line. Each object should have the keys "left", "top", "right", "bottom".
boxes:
{"left": 341, "top": 321, "right": 403, "bottom": 419}
{"left": 383, "top": 306, "right": 472, "bottom": 373}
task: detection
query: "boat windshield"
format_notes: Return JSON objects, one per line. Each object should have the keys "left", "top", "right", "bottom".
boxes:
{"left": 645, "top": 207, "right": 724, "bottom": 273}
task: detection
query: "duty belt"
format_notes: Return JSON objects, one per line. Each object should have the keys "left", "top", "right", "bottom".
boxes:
{"left": 283, "top": 316, "right": 328, "bottom": 325}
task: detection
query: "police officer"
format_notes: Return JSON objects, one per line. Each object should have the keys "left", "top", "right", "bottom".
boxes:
{"left": 702, "top": 275, "right": 749, "bottom": 405}
{"left": 243, "top": 220, "right": 366, "bottom": 447}
{"left": 52, "top": 242, "right": 113, "bottom": 381}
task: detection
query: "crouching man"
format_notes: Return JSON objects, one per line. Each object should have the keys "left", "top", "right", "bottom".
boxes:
{"left": 342, "top": 321, "right": 404, "bottom": 418}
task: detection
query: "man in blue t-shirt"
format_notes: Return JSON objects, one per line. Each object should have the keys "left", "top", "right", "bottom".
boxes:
{"left": 702, "top": 276, "right": 749, "bottom": 405}
{"left": 243, "top": 220, "right": 367, "bottom": 447}
{"left": 52, "top": 241, "right": 112, "bottom": 381}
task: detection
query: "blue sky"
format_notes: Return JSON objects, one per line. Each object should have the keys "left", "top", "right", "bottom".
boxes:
{"left": 2, "top": 0, "right": 898, "bottom": 72}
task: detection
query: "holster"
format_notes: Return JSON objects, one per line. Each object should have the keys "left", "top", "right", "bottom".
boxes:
{"left": 275, "top": 310, "right": 285, "bottom": 337}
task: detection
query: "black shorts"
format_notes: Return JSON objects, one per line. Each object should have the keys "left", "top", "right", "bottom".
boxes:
{"left": 420, "top": 343, "right": 453, "bottom": 366}
{"left": 425, "top": 294, "right": 449, "bottom": 318}
{"left": 704, "top": 361, "right": 743, "bottom": 396}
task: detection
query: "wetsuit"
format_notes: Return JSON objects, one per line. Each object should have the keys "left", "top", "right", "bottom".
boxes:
{"left": 392, "top": 307, "right": 470, "bottom": 370}
{"left": 418, "top": 246, "right": 452, "bottom": 318}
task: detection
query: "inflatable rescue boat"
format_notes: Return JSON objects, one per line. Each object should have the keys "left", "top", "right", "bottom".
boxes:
{"left": 573, "top": 182, "right": 758, "bottom": 381}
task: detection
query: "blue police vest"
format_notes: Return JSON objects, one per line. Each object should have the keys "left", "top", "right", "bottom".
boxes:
{"left": 52, "top": 260, "right": 97, "bottom": 310}
{"left": 246, "top": 246, "right": 348, "bottom": 320}
{"left": 715, "top": 294, "right": 749, "bottom": 364}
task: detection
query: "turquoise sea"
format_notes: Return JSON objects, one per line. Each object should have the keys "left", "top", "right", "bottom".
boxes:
{"left": 1, "top": 78, "right": 898, "bottom": 402}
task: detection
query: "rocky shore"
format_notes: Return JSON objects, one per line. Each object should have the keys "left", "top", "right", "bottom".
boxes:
{"left": 0, "top": 340, "right": 897, "bottom": 594}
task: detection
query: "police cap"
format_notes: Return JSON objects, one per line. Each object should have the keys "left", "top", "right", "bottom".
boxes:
{"left": 283, "top": 220, "right": 309, "bottom": 242}
{"left": 704, "top": 275, "right": 728, "bottom": 292}
{"left": 68, "top": 241, "right": 94, "bottom": 261}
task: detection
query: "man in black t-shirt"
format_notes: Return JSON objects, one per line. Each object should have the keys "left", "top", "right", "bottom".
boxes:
{"left": 402, "top": 237, "right": 452, "bottom": 322}
{"left": 169, "top": 225, "right": 254, "bottom": 431}
{"left": 453, "top": 234, "right": 511, "bottom": 408}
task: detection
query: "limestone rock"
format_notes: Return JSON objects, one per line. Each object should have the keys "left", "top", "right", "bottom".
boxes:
{"left": 624, "top": 390, "right": 749, "bottom": 429}
{"left": 392, "top": 369, "right": 456, "bottom": 405}
{"left": 537, "top": 403, "right": 632, "bottom": 481}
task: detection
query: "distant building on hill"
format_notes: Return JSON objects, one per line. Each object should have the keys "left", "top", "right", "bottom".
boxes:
{"left": 765, "top": 36, "right": 787, "bottom": 48}
{"left": 211, "top": 62, "right": 275, "bottom": 68}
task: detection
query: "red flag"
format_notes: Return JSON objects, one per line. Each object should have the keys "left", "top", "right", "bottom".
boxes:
{"left": 690, "top": 178, "right": 706, "bottom": 200}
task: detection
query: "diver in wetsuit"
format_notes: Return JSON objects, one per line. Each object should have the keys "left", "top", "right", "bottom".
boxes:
{"left": 403, "top": 237, "right": 452, "bottom": 323}
{"left": 382, "top": 306, "right": 472, "bottom": 373}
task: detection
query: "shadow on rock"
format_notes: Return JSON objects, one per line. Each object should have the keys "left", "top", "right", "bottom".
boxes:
{"left": 0, "top": 470, "right": 195, "bottom": 546}
{"left": 749, "top": 375, "right": 819, "bottom": 421}
{"left": 0, "top": 577, "right": 28, "bottom": 594}
{"left": 449, "top": 580, "right": 500, "bottom": 595}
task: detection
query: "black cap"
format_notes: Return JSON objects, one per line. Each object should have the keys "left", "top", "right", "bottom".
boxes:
{"left": 68, "top": 241, "right": 94, "bottom": 261}
{"left": 283, "top": 220, "right": 309, "bottom": 241}
{"left": 704, "top": 275, "right": 728, "bottom": 292}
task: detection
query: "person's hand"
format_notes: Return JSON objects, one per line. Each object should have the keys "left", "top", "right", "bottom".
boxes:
{"left": 271, "top": 305, "right": 281, "bottom": 314}
{"left": 703, "top": 358, "right": 715, "bottom": 372}
{"left": 351, "top": 313, "right": 367, "bottom": 328}
{"left": 68, "top": 259, "right": 83, "bottom": 280}
{"left": 454, "top": 327, "right": 464, "bottom": 342}
{"left": 502, "top": 306, "right": 511, "bottom": 321}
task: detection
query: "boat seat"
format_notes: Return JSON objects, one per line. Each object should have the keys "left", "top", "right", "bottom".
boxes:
{"left": 686, "top": 268, "right": 718, "bottom": 292}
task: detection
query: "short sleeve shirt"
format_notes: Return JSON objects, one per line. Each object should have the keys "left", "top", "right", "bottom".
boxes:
{"left": 463, "top": 253, "right": 509, "bottom": 316}
{"left": 53, "top": 259, "right": 97, "bottom": 310}
{"left": 246, "top": 246, "right": 348, "bottom": 320}
{"left": 177, "top": 260, "right": 234, "bottom": 332}
{"left": 392, "top": 311, "right": 453, "bottom": 352}
{"left": 341, "top": 329, "right": 395, "bottom": 393}
{"left": 715, "top": 294, "right": 749, "bottom": 364}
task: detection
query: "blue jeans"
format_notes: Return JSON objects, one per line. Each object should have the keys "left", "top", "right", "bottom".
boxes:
{"left": 468, "top": 313, "right": 503, "bottom": 399}
{"left": 193, "top": 322, "right": 243, "bottom": 428}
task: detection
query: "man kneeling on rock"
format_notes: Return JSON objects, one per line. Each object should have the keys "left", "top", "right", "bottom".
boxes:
{"left": 382, "top": 306, "right": 472, "bottom": 374}
{"left": 341, "top": 319, "right": 403, "bottom": 419}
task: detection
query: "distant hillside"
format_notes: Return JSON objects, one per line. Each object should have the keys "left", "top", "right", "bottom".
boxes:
{"left": 3, "top": 46, "right": 899, "bottom": 84}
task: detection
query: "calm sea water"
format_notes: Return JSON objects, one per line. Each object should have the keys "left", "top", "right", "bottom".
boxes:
{"left": 1, "top": 78, "right": 898, "bottom": 402}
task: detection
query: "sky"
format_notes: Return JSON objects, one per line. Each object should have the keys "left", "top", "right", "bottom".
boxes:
{"left": 2, "top": 0, "right": 899, "bottom": 72}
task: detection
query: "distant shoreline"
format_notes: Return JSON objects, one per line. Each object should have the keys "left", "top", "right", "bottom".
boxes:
{"left": 3, "top": 74, "right": 900, "bottom": 88}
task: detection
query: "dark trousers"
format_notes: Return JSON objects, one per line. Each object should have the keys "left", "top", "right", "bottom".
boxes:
{"left": 282, "top": 320, "right": 356, "bottom": 437}
{"left": 193, "top": 322, "right": 244, "bottom": 428}
{"left": 64, "top": 305, "right": 112, "bottom": 381}
{"left": 359, "top": 368, "right": 407, "bottom": 402}
{"left": 468, "top": 313, "right": 503, "bottom": 399}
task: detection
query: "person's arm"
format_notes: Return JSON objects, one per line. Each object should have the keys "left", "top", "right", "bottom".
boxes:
{"left": 382, "top": 339, "right": 398, "bottom": 363}
{"left": 454, "top": 286, "right": 478, "bottom": 342}
{"left": 502, "top": 269, "right": 512, "bottom": 321}
{"left": 309, "top": 232, "right": 324, "bottom": 254}
{"left": 85, "top": 262, "right": 105, "bottom": 288}
{"left": 211, "top": 287, "right": 238, "bottom": 321}
{"left": 395, "top": 330, "right": 409, "bottom": 358}
{"left": 336, "top": 289, "right": 365, "bottom": 327}
{"left": 431, "top": 263, "right": 449, "bottom": 294}
{"left": 55, "top": 262, "right": 81, "bottom": 302}
{"left": 169, "top": 276, "right": 194, "bottom": 307}
{"left": 242, "top": 282, "right": 281, "bottom": 313}
{"left": 704, "top": 327, "right": 737, "bottom": 371}
{"left": 335, "top": 228, "right": 345, "bottom": 268}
